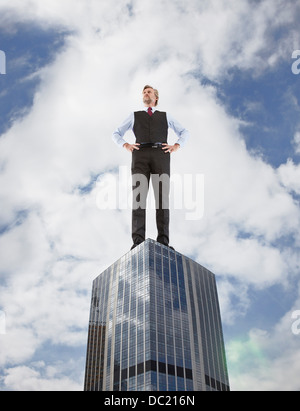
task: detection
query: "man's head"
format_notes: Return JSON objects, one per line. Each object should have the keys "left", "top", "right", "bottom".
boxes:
{"left": 143, "top": 85, "right": 159, "bottom": 107}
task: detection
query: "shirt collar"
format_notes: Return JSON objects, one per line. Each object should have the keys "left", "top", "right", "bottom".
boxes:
{"left": 143, "top": 106, "right": 157, "bottom": 113}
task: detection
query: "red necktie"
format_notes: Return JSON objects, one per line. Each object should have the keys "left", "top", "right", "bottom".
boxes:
{"left": 147, "top": 107, "right": 153, "bottom": 116}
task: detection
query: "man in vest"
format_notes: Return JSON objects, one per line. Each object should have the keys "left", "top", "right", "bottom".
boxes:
{"left": 112, "top": 85, "right": 190, "bottom": 250}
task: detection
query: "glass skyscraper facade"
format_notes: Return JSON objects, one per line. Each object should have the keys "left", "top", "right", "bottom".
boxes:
{"left": 84, "top": 239, "right": 230, "bottom": 391}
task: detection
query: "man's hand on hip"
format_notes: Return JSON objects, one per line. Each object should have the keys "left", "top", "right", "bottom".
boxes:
{"left": 123, "top": 143, "right": 140, "bottom": 152}
{"left": 162, "top": 143, "right": 180, "bottom": 153}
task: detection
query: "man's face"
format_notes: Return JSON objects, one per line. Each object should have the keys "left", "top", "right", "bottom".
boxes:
{"left": 143, "top": 88, "right": 157, "bottom": 106}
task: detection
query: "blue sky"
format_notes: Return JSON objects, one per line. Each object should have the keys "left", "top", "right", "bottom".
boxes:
{"left": 0, "top": 0, "right": 300, "bottom": 391}
{"left": 218, "top": 67, "right": 300, "bottom": 166}
{"left": 0, "top": 24, "right": 68, "bottom": 135}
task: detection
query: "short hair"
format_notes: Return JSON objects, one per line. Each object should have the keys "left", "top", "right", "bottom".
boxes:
{"left": 143, "top": 85, "right": 159, "bottom": 106}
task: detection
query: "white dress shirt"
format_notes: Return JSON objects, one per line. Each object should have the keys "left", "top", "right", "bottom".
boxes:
{"left": 112, "top": 107, "right": 190, "bottom": 148}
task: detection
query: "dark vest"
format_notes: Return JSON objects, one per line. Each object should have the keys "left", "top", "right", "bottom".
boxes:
{"left": 133, "top": 110, "right": 168, "bottom": 143}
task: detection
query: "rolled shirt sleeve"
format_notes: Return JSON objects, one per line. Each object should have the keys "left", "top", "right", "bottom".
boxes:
{"left": 112, "top": 113, "right": 134, "bottom": 147}
{"left": 166, "top": 113, "right": 190, "bottom": 148}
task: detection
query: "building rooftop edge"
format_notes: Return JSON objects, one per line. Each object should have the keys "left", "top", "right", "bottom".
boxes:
{"left": 94, "top": 238, "right": 215, "bottom": 281}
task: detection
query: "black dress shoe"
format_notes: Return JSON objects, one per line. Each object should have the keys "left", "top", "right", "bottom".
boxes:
{"left": 131, "top": 242, "right": 143, "bottom": 250}
{"left": 158, "top": 241, "right": 175, "bottom": 251}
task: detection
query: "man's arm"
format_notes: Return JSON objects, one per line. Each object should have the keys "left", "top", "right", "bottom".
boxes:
{"left": 112, "top": 113, "right": 134, "bottom": 147}
{"left": 166, "top": 113, "right": 190, "bottom": 148}
{"left": 162, "top": 113, "right": 190, "bottom": 153}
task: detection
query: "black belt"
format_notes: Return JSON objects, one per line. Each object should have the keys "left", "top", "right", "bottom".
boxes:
{"left": 138, "top": 142, "right": 167, "bottom": 149}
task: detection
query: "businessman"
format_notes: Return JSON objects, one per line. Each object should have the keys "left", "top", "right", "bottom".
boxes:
{"left": 112, "top": 85, "right": 189, "bottom": 250}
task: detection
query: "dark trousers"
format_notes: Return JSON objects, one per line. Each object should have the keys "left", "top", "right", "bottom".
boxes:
{"left": 131, "top": 148, "right": 170, "bottom": 245}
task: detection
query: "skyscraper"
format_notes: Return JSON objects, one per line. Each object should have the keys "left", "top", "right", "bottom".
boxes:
{"left": 84, "top": 239, "right": 230, "bottom": 391}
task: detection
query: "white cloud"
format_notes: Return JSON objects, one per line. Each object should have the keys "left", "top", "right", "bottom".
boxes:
{"left": 217, "top": 280, "right": 250, "bottom": 325}
{"left": 0, "top": 0, "right": 298, "bottom": 80}
{"left": 227, "top": 290, "right": 300, "bottom": 391}
{"left": 277, "top": 159, "right": 300, "bottom": 195}
{"left": 2, "top": 361, "right": 82, "bottom": 391}
{"left": 0, "top": 0, "right": 300, "bottom": 391}
{"left": 293, "top": 131, "right": 300, "bottom": 154}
